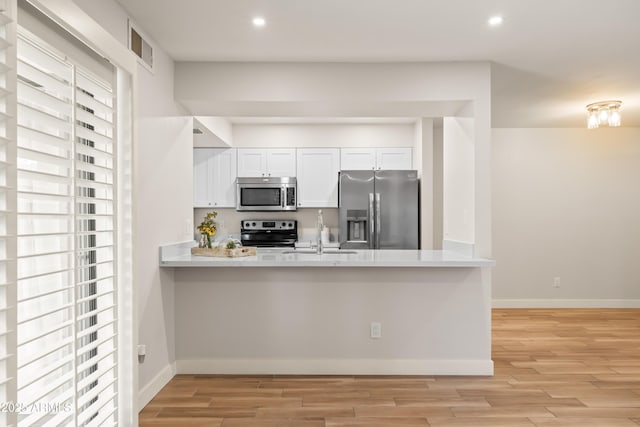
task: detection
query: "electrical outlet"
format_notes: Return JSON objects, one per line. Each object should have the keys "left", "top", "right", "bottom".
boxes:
{"left": 553, "top": 277, "right": 561, "bottom": 288}
{"left": 370, "top": 322, "right": 382, "bottom": 339}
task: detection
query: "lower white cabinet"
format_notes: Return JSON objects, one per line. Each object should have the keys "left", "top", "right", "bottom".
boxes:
{"left": 193, "top": 148, "right": 237, "bottom": 208}
{"left": 296, "top": 148, "right": 340, "bottom": 207}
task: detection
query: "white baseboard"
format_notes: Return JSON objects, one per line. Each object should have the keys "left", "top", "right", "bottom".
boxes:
{"left": 493, "top": 299, "right": 640, "bottom": 308}
{"left": 138, "top": 362, "right": 176, "bottom": 411}
{"left": 176, "top": 358, "right": 493, "bottom": 376}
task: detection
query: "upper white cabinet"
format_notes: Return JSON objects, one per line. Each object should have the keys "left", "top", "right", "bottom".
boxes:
{"left": 376, "top": 147, "right": 413, "bottom": 170}
{"left": 193, "top": 148, "right": 237, "bottom": 208}
{"left": 339, "top": 148, "right": 376, "bottom": 170}
{"left": 340, "top": 147, "right": 412, "bottom": 170}
{"left": 237, "top": 148, "right": 296, "bottom": 177}
{"left": 296, "top": 148, "right": 340, "bottom": 208}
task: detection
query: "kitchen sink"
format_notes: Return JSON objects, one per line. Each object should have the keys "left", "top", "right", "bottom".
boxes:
{"left": 282, "top": 249, "right": 358, "bottom": 255}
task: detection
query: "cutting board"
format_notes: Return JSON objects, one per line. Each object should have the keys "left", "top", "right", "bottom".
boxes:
{"left": 191, "top": 246, "right": 257, "bottom": 258}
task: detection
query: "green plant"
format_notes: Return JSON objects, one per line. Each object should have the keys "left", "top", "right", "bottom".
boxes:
{"left": 226, "top": 240, "right": 237, "bottom": 249}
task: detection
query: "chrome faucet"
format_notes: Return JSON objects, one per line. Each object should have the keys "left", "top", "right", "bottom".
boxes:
{"left": 316, "top": 209, "right": 324, "bottom": 254}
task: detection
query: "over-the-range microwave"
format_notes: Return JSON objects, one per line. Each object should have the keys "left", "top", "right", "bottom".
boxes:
{"left": 236, "top": 177, "right": 297, "bottom": 211}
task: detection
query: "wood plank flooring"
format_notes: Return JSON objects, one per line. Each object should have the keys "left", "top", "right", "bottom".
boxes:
{"left": 139, "top": 309, "right": 640, "bottom": 426}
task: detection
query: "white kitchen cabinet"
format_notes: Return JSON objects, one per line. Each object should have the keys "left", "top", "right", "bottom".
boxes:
{"left": 296, "top": 148, "right": 340, "bottom": 207}
{"left": 237, "top": 148, "right": 296, "bottom": 177}
{"left": 193, "top": 148, "right": 237, "bottom": 208}
{"left": 376, "top": 147, "right": 412, "bottom": 169}
{"left": 340, "top": 147, "right": 412, "bottom": 170}
{"left": 339, "top": 148, "right": 376, "bottom": 170}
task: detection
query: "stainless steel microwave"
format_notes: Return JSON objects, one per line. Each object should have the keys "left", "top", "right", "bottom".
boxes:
{"left": 236, "top": 177, "right": 297, "bottom": 211}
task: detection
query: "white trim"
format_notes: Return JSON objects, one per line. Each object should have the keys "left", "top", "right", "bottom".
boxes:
{"left": 442, "top": 239, "right": 474, "bottom": 257}
{"left": 176, "top": 358, "right": 493, "bottom": 376}
{"left": 159, "top": 240, "right": 195, "bottom": 261}
{"left": 138, "top": 362, "right": 176, "bottom": 412}
{"left": 25, "top": 0, "right": 136, "bottom": 74}
{"left": 492, "top": 299, "right": 640, "bottom": 308}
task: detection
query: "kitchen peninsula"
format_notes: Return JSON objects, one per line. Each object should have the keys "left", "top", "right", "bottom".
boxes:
{"left": 160, "top": 243, "right": 495, "bottom": 376}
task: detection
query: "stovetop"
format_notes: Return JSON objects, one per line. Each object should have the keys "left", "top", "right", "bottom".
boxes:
{"left": 241, "top": 220, "right": 297, "bottom": 248}
{"left": 241, "top": 220, "right": 296, "bottom": 231}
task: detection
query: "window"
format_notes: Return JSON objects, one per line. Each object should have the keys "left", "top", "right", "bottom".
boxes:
{"left": 14, "top": 27, "right": 118, "bottom": 426}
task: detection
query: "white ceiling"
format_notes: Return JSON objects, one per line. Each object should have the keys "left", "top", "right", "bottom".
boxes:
{"left": 116, "top": 0, "right": 640, "bottom": 127}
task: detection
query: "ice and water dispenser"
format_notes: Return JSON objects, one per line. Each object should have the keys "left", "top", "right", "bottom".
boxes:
{"left": 345, "top": 209, "right": 368, "bottom": 245}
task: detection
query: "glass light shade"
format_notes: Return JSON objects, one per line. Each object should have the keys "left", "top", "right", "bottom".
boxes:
{"left": 608, "top": 108, "right": 621, "bottom": 127}
{"left": 598, "top": 108, "right": 609, "bottom": 124}
{"left": 587, "top": 111, "right": 599, "bottom": 129}
{"left": 586, "top": 101, "right": 622, "bottom": 129}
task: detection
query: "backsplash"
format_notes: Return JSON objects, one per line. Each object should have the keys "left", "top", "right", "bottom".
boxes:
{"left": 194, "top": 208, "right": 339, "bottom": 244}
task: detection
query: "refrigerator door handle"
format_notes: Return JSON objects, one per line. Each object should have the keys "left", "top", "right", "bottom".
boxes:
{"left": 375, "top": 193, "right": 381, "bottom": 249}
{"left": 368, "top": 192, "right": 375, "bottom": 249}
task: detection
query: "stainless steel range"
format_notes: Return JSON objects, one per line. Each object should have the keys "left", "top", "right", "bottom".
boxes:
{"left": 240, "top": 220, "right": 298, "bottom": 248}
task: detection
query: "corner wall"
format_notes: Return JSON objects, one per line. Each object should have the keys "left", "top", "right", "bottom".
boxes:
{"left": 492, "top": 127, "right": 640, "bottom": 307}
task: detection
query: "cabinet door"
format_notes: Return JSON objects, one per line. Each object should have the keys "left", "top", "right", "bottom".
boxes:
{"left": 376, "top": 147, "right": 412, "bottom": 170}
{"left": 266, "top": 148, "right": 296, "bottom": 177}
{"left": 237, "top": 149, "right": 267, "bottom": 177}
{"left": 296, "top": 149, "right": 340, "bottom": 207}
{"left": 211, "top": 148, "right": 237, "bottom": 207}
{"left": 193, "top": 148, "right": 214, "bottom": 207}
{"left": 340, "top": 148, "right": 376, "bottom": 170}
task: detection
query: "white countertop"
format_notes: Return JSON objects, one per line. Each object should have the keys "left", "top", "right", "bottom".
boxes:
{"left": 159, "top": 242, "right": 495, "bottom": 268}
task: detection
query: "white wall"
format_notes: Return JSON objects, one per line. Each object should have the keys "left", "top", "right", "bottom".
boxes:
{"left": 232, "top": 123, "right": 415, "bottom": 148}
{"left": 443, "top": 117, "right": 475, "bottom": 245}
{"left": 492, "top": 128, "right": 640, "bottom": 306}
{"left": 193, "top": 116, "right": 233, "bottom": 148}
{"left": 433, "top": 125, "right": 444, "bottom": 249}
{"left": 131, "top": 42, "right": 191, "bottom": 411}
{"left": 415, "top": 119, "right": 435, "bottom": 249}
{"left": 174, "top": 266, "right": 492, "bottom": 375}
{"left": 72, "top": 0, "right": 192, "bottom": 407}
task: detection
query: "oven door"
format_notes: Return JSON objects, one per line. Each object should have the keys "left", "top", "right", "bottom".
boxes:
{"left": 240, "top": 231, "right": 297, "bottom": 247}
{"left": 237, "top": 185, "right": 284, "bottom": 211}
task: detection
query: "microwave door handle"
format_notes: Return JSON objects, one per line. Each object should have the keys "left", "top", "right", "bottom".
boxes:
{"left": 375, "top": 193, "right": 381, "bottom": 249}
{"left": 369, "top": 193, "right": 375, "bottom": 249}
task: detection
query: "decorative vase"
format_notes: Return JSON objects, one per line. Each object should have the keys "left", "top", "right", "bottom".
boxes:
{"left": 199, "top": 233, "right": 213, "bottom": 249}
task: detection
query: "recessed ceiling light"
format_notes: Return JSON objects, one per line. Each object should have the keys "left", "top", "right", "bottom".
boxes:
{"left": 252, "top": 17, "right": 266, "bottom": 27}
{"left": 488, "top": 16, "right": 504, "bottom": 26}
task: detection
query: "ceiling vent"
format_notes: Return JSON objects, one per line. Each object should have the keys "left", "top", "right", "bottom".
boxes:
{"left": 128, "top": 20, "right": 153, "bottom": 71}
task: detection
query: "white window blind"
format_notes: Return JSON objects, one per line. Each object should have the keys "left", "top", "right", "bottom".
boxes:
{"left": 0, "top": 1, "right": 17, "bottom": 426}
{"left": 16, "top": 27, "right": 117, "bottom": 426}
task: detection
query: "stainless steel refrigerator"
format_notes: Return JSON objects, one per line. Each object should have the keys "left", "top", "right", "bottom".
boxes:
{"left": 339, "top": 170, "right": 419, "bottom": 249}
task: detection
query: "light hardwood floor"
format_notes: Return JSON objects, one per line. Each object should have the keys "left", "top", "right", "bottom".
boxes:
{"left": 139, "top": 309, "right": 640, "bottom": 426}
